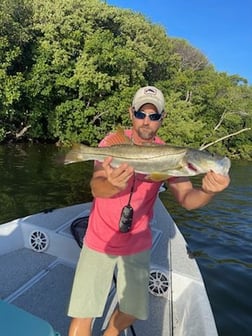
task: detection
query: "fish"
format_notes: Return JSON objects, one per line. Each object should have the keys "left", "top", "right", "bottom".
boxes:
{"left": 63, "top": 129, "right": 231, "bottom": 180}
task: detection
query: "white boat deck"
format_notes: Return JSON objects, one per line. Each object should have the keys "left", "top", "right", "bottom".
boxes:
{"left": 0, "top": 199, "right": 218, "bottom": 336}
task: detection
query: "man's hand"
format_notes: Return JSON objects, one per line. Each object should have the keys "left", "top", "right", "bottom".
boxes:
{"left": 102, "top": 157, "right": 134, "bottom": 191}
{"left": 201, "top": 171, "right": 230, "bottom": 194}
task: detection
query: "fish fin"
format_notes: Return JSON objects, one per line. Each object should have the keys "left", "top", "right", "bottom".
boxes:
{"left": 103, "top": 126, "right": 131, "bottom": 146}
{"left": 145, "top": 173, "right": 171, "bottom": 182}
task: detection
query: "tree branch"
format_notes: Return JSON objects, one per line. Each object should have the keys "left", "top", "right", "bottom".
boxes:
{"left": 214, "top": 111, "right": 226, "bottom": 131}
{"left": 91, "top": 111, "right": 108, "bottom": 124}
{"left": 214, "top": 110, "right": 249, "bottom": 131}
{"left": 15, "top": 125, "right": 31, "bottom": 138}
{"left": 200, "top": 127, "right": 251, "bottom": 150}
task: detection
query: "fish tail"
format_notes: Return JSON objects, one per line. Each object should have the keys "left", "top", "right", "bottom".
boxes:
{"left": 64, "top": 144, "right": 90, "bottom": 164}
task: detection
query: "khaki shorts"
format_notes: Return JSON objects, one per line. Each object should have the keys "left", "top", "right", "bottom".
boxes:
{"left": 68, "top": 245, "right": 150, "bottom": 320}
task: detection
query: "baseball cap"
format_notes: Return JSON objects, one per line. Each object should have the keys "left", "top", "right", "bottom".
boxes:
{"left": 132, "top": 86, "right": 165, "bottom": 114}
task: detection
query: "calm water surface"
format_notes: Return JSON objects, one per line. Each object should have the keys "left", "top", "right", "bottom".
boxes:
{"left": 0, "top": 143, "right": 251, "bottom": 335}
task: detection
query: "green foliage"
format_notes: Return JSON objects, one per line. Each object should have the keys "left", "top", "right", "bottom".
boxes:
{"left": 0, "top": 0, "right": 251, "bottom": 159}
{"left": 0, "top": 0, "right": 33, "bottom": 137}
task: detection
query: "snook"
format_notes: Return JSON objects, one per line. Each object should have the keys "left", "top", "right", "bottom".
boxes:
{"left": 64, "top": 143, "right": 231, "bottom": 180}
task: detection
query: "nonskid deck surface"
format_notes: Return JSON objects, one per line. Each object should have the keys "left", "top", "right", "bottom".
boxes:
{"left": 0, "top": 248, "right": 75, "bottom": 336}
{"left": 0, "top": 248, "right": 173, "bottom": 336}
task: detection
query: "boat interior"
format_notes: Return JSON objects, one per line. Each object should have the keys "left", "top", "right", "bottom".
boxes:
{"left": 0, "top": 199, "right": 218, "bottom": 336}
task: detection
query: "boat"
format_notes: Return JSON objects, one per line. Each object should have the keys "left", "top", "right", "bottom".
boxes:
{"left": 0, "top": 197, "right": 218, "bottom": 336}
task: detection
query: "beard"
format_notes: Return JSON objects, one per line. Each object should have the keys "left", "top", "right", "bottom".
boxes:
{"left": 137, "top": 126, "right": 156, "bottom": 141}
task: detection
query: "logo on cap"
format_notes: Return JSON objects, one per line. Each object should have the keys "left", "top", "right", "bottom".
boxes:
{"left": 144, "top": 87, "right": 158, "bottom": 96}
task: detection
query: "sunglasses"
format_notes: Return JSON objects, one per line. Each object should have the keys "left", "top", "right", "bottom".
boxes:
{"left": 133, "top": 110, "right": 162, "bottom": 121}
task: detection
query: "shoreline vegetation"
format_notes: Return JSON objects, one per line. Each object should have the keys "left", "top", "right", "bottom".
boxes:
{"left": 0, "top": 0, "right": 251, "bottom": 160}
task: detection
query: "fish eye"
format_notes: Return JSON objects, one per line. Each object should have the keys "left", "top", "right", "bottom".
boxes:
{"left": 208, "top": 152, "right": 215, "bottom": 158}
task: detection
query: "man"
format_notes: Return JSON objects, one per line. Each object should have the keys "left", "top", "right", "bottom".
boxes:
{"left": 68, "top": 86, "right": 230, "bottom": 336}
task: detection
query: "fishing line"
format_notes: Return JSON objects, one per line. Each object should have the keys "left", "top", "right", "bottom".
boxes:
{"left": 169, "top": 233, "right": 174, "bottom": 336}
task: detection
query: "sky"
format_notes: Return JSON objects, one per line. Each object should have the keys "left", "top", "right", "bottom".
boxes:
{"left": 107, "top": 0, "right": 252, "bottom": 84}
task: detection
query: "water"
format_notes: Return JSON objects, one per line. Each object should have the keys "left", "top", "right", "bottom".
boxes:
{"left": 0, "top": 143, "right": 251, "bottom": 335}
{"left": 0, "top": 143, "right": 93, "bottom": 223}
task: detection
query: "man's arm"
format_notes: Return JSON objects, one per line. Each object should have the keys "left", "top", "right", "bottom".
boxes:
{"left": 168, "top": 172, "right": 230, "bottom": 210}
{"left": 90, "top": 157, "right": 134, "bottom": 198}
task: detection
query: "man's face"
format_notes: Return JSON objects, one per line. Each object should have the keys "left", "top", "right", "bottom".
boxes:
{"left": 129, "top": 103, "right": 163, "bottom": 142}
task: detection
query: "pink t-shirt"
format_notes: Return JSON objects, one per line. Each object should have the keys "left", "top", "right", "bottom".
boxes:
{"left": 84, "top": 130, "right": 165, "bottom": 255}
